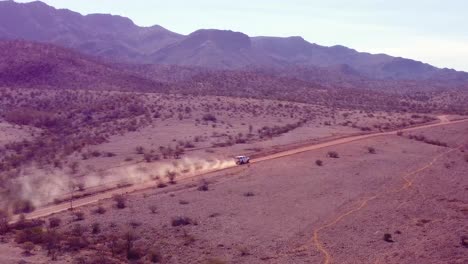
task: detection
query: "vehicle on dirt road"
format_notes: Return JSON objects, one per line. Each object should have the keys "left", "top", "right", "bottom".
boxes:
{"left": 235, "top": 155, "right": 250, "bottom": 165}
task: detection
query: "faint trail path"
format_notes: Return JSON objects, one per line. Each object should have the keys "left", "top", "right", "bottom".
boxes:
{"left": 17, "top": 116, "right": 468, "bottom": 222}
{"left": 305, "top": 141, "right": 463, "bottom": 264}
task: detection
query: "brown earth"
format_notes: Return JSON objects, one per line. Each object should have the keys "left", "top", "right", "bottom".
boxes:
{"left": 2, "top": 118, "right": 467, "bottom": 264}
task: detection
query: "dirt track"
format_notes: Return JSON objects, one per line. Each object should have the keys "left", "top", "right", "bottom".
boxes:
{"left": 18, "top": 116, "right": 468, "bottom": 222}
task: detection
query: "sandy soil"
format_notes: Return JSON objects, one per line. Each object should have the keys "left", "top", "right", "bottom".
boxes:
{"left": 4, "top": 120, "right": 466, "bottom": 263}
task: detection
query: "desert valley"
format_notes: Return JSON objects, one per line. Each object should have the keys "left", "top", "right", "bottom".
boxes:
{"left": 0, "top": 1, "right": 467, "bottom": 264}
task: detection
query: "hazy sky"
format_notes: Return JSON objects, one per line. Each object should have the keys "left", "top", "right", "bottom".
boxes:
{"left": 15, "top": 0, "right": 468, "bottom": 71}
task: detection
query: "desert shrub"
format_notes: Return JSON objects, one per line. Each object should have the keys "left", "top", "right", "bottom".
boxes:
{"left": 91, "top": 223, "right": 101, "bottom": 234}
{"left": 76, "top": 183, "right": 85, "bottom": 192}
{"left": 71, "top": 224, "right": 86, "bottom": 236}
{"left": 113, "top": 195, "right": 126, "bottom": 209}
{"left": 149, "top": 248, "right": 162, "bottom": 263}
{"left": 165, "top": 171, "right": 177, "bottom": 184}
{"left": 197, "top": 180, "right": 209, "bottom": 191}
{"left": 129, "top": 221, "right": 142, "bottom": 228}
{"left": 243, "top": 192, "right": 255, "bottom": 197}
{"left": 93, "top": 206, "right": 106, "bottom": 215}
{"left": 11, "top": 217, "right": 44, "bottom": 231}
{"left": 327, "top": 151, "right": 339, "bottom": 158}
{"left": 367, "top": 147, "right": 376, "bottom": 154}
{"left": 15, "top": 227, "right": 45, "bottom": 244}
{"left": 65, "top": 235, "right": 89, "bottom": 251}
{"left": 149, "top": 205, "right": 157, "bottom": 214}
{"left": 383, "top": 233, "right": 394, "bottom": 242}
{"left": 135, "top": 146, "right": 145, "bottom": 154}
{"left": 13, "top": 200, "right": 35, "bottom": 214}
{"left": 49, "top": 217, "right": 61, "bottom": 228}
{"left": 184, "top": 141, "right": 195, "bottom": 148}
{"left": 73, "top": 211, "right": 85, "bottom": 221}
{"left": 105, "top": 152, "right": 116, "bottom": 157}
{"left": 202, "top": 114, "right": 217, "bottom": 122}
{"left": 157, "top": 182, "right": 167, "bottom": 188}
{"left": 465, "top": 154, "right": 468, "bottom": 163}
{"left": 315, "top": 160, "right": 323, "bottom": 166}
{"left": 171, "top": 216, "right": 193, "bottom": 227}
{"left": 461, "top": 236, "right": 468, "bottom": 248}
{"left": 239, "top": 246, "right": 250, "bottom": 256}
{"left": 397, "top": 131, "right": 403, "bottom": 136}
{"left": 90, "top": 151, "right": 101, "bottom": 157}
{"left": 127, "top": 246, "right": 145, "bottom": 261}
{"left": 179, "top": 200, "right": 189, "bottom": 205}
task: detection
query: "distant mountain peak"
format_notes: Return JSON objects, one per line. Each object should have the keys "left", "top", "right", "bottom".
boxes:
{"left": 0, "top": 0, "right": 466, "bottom": 82}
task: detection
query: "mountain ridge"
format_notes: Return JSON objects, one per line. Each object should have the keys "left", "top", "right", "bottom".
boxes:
{"left": 0, "top": 0, "right": 467, "bottom": 85}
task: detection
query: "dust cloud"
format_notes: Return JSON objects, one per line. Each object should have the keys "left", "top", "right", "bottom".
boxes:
{"left": 0, "top": 157, "right": 236, "bottom": 214}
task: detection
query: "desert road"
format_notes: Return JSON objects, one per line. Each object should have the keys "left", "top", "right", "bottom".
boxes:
{"left": 18, "top": 116, "right": 468, "bottom": 222}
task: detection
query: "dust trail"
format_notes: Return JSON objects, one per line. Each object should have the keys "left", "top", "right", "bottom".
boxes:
{"left": 0, "top": 157, "right": 235, "bottom": 214}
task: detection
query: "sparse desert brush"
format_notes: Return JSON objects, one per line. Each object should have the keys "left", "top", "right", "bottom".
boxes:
{"left": 49, "top": 217, "right": 61, "bottom": 228}
{"left": 94, "top": 206, "right": 106, "bottom": 215}
{"left": 464, "top": 154, "right": 468, "bottom": 162}
{"left": 327, "top": 151, "right": 339, "bottom": 158}
{"left": 91, "top": 222, "right": 101, "bottom": 234}
{"left": 135, "top": 146, "right": 145, "bottom": 154}
{"left": 73, "top": 211, "right": 85, "bottom": 221}
{"left": 165, "top": 171, "right": 177, "bottom": 184}
{"left": 383, "top": 233, "right": 394, "bottom": 243}
{"left": 197, "top": 180, "right": 209, "bottom": 191}
{"left": 171, "top": 216, "right": 194, "bottom": 227}
{"left": 315, "top": 160, "right": 323, "bottom": 166}
{"left": 367, "top": 147, "right": 376, "bottom": 154}
{"left": 149, "top": 205, "right": 157, "bottom": 214}
{"left": 13, "top": 199, "right": 35, "bottom": 214}
{"left": 461, "top": 236, "right": 468, "bottom": 248}
{"left": 157, "top": 181, "right": 167, "bottom": 188}
{"left": 113, "top": 194, "right": 127, "bottom": 209}
{"left": 202, "top": 113, "right": 217, "bottom": 122}
{"left": 149, "top": 247, "right": 163, "bottom": 263}
{"left": 397, "top": 131, "right": 404, "bottom": 136}
{"left": 243, "top": 192, "right": 255, "bottom": 197}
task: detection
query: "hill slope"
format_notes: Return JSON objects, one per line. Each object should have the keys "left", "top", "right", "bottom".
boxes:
{"left": 0, "top": 40, "right": 165, "bottom": 91}
{"left": 0, "top": 0, "right": 182, "bottom": 62}
{"left": 1, "top": 1, "right": 467, "bottom": 84}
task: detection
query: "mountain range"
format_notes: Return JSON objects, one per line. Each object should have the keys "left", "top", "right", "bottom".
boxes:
{"left": 1, "top": 0, "right": 468, "bottom": 84}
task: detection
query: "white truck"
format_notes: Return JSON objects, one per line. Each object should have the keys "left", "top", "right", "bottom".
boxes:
{"left": 235, "top": 155, "right": 250, "bottom": 165}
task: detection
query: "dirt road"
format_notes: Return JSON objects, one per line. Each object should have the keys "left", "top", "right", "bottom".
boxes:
{"left": 18, "top": 116, "right": 467, "bottom": 222}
